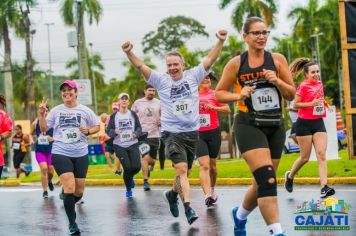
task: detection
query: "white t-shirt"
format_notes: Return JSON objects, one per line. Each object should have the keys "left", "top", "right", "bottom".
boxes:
{"left": 288, "top": 100, "right": 298, "bottom": 123}
{"left": 46, "top": 104, "right": 100, "bottom": 157}
{"left": 147, "top": 62, "right": 208, "bottom": 133}
{"left": 132, "top": 97, "right": 161, "bottom": 138}
{"left": 113, "top": 111, "right": 138, "bottom": 148}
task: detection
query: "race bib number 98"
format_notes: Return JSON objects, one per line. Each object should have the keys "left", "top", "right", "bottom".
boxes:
{"left": 313, "top": 105, "right": 325, "bottom": 116}
{"left": 62, "top": 128, "right": 81, "bottom": 144}
{"left": 38, "top": 135, "right": 49, "bottom": 145}
{"left": 251, "top": 87, "right": 280, "bottom": 111}
{"left": 173, "top": 99, "right": 192, "bottom": 115}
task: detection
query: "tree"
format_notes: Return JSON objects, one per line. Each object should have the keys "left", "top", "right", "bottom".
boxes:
{"left": 55, "top": 0, "right": 103, "bottom": 79}
{"left": 218, "top": 0, "right": 277, "bottom": 32}
{"left": 142, "top": 15, "right": 209, "bottom": 57}
{"left": 0, "top": 0, "right": 18, "bottom": 120}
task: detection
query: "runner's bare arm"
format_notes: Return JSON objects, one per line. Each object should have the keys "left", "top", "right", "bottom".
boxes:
{"left": 203, "top": 30, "right": 227, "bottom": 70}
{"left": 38, "top": 99, "right": 48, "bottom": 132}
{"left": 122, "top": 41, "right": 152, "bottom": 80}
{"left": 265, "top": 53, "right": 295, "bottom": 101}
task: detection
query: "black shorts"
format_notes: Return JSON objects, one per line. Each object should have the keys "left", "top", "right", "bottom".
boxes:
{"left": 296, "top": 118, "right": 326, "bottom": 136}
{"left": 52, "top": 154, "right": 89, "bottom": 178}
{"left": 105, "top": 144, "right": 114, "bottom": 154}
{"left": 145, "top": 138, "right": 159, "bottom": 159}
{"left": 197, "top": 127, "right": 221, "bottom": 159}
{"left": 13, "top": 151, "right": 26, "bottom": 169}
{"left": 161, "top": 131, "right": 198, "bottom": 170}
{"left": 291, "top": 122, "right": 297, "bottom": 135}
{"left": 234, "top": 113, "right": 285, "bottom": 159}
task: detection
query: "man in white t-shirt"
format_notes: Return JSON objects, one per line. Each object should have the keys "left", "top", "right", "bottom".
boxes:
{"left": 121, "top": 30, "right": 227, "bottom": 225}
{"left": 132, "top": 84, "right": 161, "bottom": 191}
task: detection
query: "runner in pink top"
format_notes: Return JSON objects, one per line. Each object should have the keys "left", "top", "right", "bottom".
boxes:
{"left": 285, "top": 58, "right": 335, "bottom": 199}
{"left": 197, "top": 72, "right": 230, "bottom": 207}
{"left": 0, "top": 94, "right": 13, "bottom": 179}
{"left": 296, "top": 79, "right": 327, "bottom": 120}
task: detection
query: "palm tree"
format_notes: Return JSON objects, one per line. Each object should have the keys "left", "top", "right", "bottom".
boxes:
{"left": 54, "top": 0, "right": 103, "bottom": 79}
{"left": 0, "top": 0, "right": 18, "bottom": 120}
{"left": 218, "top": 0, "right": 277, "bottom": 32}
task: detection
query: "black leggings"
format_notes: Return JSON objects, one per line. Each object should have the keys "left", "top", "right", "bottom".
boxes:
{"left": 113, "top": 144, "right": 141, "bottom": 191}
{"left": 159, "top": 138, "right": 165, "bottom": 169}
{"left": 0, "top": 166, "right": 3, "bottom": 179}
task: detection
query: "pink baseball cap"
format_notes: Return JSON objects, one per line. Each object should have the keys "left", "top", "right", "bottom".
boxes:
{"left": 60, "top": 80, "right": 78, "bottom": 90}
{"left": 112, "top": 102, "right": 119, "bottom": 110}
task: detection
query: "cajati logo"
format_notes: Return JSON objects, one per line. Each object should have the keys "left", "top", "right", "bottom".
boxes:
{"left": 294, "top": 197, "right": 351, "bottom": 231}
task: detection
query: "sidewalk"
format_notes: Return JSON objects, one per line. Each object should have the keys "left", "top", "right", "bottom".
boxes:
{"left": 2, "top": 177, "right": 356, "bottom": 187}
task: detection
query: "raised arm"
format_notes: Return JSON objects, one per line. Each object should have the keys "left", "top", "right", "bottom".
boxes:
{"left": 122, "top": 42, "right": 152, "bottom": 80}
{"left": 38, "top": 99, "right": 48, "bottom": 132}
{"left": 203, "top": 30, "right": 228, "bottom": 70}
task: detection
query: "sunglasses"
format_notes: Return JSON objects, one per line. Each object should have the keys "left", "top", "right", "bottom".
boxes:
{"left": 247, "top": 30, "right": 270, "bottom": 37}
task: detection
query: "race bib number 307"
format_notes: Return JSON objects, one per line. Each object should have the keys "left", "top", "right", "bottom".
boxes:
{"left": 173, "top": 99, "right": 192, "bottom": 115}
{"left": 62, "top": 128, "right": 81, "bottom": 144}
{"left": 251, "top": 87, "right": 280, "bottom": 111}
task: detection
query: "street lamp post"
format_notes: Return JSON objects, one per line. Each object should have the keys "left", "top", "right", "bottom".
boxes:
{"left": 311, "top": 33, "right": 324, "bottom": 79}
{"left": 45, "top": 23, "right": 54, "bottom": 102}
{"left": 88, "top": 42, "right": 98, "bottom": 114}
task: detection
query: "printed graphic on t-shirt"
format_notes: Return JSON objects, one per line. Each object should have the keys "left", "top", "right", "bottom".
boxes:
{"left": 170, "top": 81, "right": 192, "bottom": 101}
{"left": 118, "top": 119, "right": 134, "bottom": 142}
{"left": 145, "top": 107, "right": 153, "bottom": 117}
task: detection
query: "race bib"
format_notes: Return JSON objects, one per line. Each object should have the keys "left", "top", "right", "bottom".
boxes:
{"left": 199, "top": 114, "right": 211, "bottom": 127}
{"left": 313, "top": 105, "right": 325, "bottom": 116}
{"left": 62, "top": 128, "right": 81, "bottom": 144}
{"left": 38, "top": 135, "right": 49, "bottom": 145}
{"left": 120, "top": 130, "right": 133, "bottom": 142}
{"left": 251, "top": 87, "right": 280, "bottom": 111}
{"left": 172, "top": 99, "right": 192, "bottom": 115}
{"left": 139, "top": 143, "right": 150, "bottom": 155}
{"left": 13, "top": 143, "right": 20, "bottom": 150}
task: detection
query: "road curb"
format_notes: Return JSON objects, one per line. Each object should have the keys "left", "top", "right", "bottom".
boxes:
{"left": 2, "top": 177, "right": 354, "bottom": 187}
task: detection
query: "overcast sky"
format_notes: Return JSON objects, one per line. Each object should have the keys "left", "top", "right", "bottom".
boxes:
{"left": 1, "top": 0, "right": 308, "bottom": 81}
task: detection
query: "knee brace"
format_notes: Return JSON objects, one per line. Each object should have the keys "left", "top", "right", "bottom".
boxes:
{"left": 253, "top": 165, "right": 277, "bottom": 198}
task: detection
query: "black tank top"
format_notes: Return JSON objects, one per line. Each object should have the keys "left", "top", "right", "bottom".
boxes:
{"left": 236, "top": 51, "right": 281, "bottom": 113}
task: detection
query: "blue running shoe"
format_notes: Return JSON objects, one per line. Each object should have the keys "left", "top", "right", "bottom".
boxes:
{"left": 274, "top": 234, "right": 286, "bottom": 236}
{"left": 130, "top": 179, "right": 135, "bottom": 189}
{"left": 69, "top": 223, "right": 80, "bottom": 235}
{"left": 126, "top": 190, "right": 133, "bottom": 199}
{"left": 232, "top": 207, "right": 247, "bottom": 236}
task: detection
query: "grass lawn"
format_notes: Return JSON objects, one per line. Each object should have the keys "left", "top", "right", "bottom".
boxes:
{"left": 15, "top": 149, "right": 356, "bottom": 183}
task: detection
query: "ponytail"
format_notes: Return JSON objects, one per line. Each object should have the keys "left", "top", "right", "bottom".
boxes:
{"left": 289, "top": 58, "right": 317, "bottom": 78}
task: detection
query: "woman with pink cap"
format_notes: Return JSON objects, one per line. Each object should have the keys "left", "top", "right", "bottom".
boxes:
{"left": 38, "top": 80, "right": 100, "bottom": 235}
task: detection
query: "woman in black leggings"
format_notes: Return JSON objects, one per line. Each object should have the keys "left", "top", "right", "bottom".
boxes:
{"left": 107, "top": 93, "right": 144, "bottom": 199}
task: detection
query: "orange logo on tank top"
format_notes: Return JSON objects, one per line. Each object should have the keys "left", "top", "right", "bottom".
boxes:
{"left": 239, "top": 71, "right": 265, "bottom": 83}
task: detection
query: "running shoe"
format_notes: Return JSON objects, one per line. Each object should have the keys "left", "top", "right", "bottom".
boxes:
{"left": 59, "top": 188, "right": 64, "bottom": 200}
{"left": 320, "top": 185, "right": 335, "bottom": 198}
{"left": 43, "top": 191, "right": 48, "bottom": 199}
{"left": 69, "top": 223, "right": 81, "bottom": 235}
{"left": 185, "top": 207, "right": 198, "bottom": 225}
{"left": 114, "top": 170, "right": 122, "bottom": 176}
{"left": 274, "top": 234, "right": 286, "bottom": 236}
{"left": 126, "top": 190, "right": 133, "bottom": 199}
{"left": 76, "top": 199, "right": 85, "bottom": 205}
{"left": 143, "top": 181, "right": 151, "bottom": 191}
{"left": 205, "top": 196, "right": 216, "bottom": 207}
{"left": 25, "top": 171, "right": 31, "bottom": 177}
{"left": 163, "top": 190, "right": 179, "bottom": 217}
{"left": 130, "top": 179, "right": 135, "bottom": 189}
{"left": 284, "top": 171, "right": 294, "bottom": 193}
{"left": 48, "top": 181, "right": 54, "bottom": 191}
{"left": 232, "top": 207, "right": 247, "bottom": 236}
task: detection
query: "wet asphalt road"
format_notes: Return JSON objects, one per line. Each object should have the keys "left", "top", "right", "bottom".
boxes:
{"left": 0, "top": 185, "right": 355, "bottom": 236}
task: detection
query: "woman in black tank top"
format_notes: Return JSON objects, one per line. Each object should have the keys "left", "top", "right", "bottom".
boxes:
{"left": 215, "top": 17, "right": 295, "bottom": 236}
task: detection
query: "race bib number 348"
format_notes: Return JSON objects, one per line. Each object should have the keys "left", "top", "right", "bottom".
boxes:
{"left": 251, "top": 87, "right": 280, "bottom": 111}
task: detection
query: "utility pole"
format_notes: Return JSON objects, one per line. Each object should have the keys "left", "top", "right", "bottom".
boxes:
{"left": 88, "top": 42, "right": 98, "bottom": 114}
{"left": 311, "top": 33, "right": 324, "bottom": 80}
{"left": 45, "top": 23, "right": 54, "bottom": 102}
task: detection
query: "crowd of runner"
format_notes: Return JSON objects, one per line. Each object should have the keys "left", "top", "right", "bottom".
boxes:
{"left": 0, "top": 16, "right": 337, "bottom": 236}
